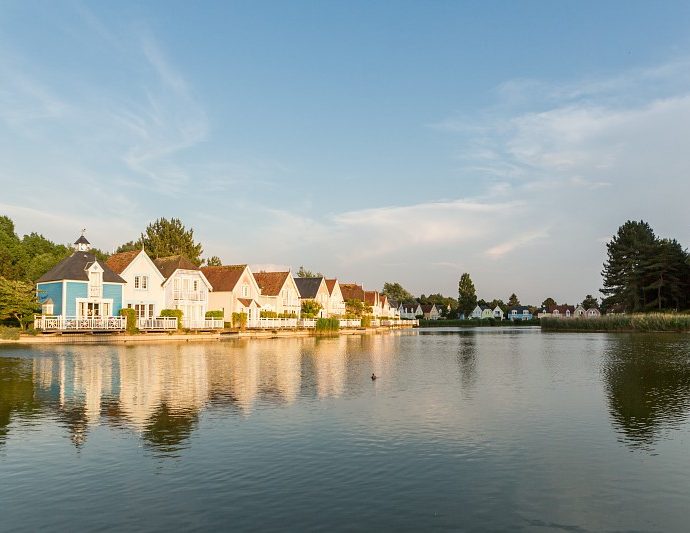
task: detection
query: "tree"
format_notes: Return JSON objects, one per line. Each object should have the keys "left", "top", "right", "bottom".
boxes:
{"left": 458, "top": 273, "right": 477, "bottom": 318}
{"left": 115, "top": 240, "right": 140, "bottom": 254}
{"left": 488, "top": 299, "right": 507, "bottom": 312}
{"left": 140, "top": 218, "right": 203, "bottom": 265}
{"left": 508, "top": 293, "right": 520, "bottom": 307}
{"left": 541, "top": 297, "right": 557, "bottom": 309}
{"left": 296, "top": 266, "right": 323, "bottom": 278}
{"left": 0, "top": 277, "right": 39, "bottom": 330}
{"left": 345, "top": 299, "right": 371, "bottom": 317}
{"left": 601, "top": 220, "right": 657, "bottom": 312}
{"left": 301, "top": 299, "right": 322, "bottom": 317}
{"left": 643, "top": 238, "right": 689, "bottom": 310}
{"left": 0, "top": 216, "right": 27, "bottom": 280}
{"left": 205, "top": 256, "right": 222, "bottom": 267}
{"left": 581, "top": 294, "right": 599, "bottom": 309}
{"left": 382, "top": 282, "right": 415, "bottom": 303}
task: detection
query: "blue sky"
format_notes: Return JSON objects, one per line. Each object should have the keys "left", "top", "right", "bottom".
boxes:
{"left": 2, "top": 1, "right": 690, "bottom": 304}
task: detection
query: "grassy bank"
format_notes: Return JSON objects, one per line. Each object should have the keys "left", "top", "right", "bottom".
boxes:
{"left": 541, "top": 313, "right": 690, "bottom": 332}
{"left": 419, "top": 319, "right": 540, "bottom": 328}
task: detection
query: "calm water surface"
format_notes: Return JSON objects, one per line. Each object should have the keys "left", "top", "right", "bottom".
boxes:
{"left": 2, "top": 328, "right": 690, "bottom": 532}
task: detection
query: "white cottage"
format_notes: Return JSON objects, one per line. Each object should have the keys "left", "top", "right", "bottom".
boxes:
{"left": 202, "top": 264, "right": 263, "bottom": 327}
{"left": 153, "top": 255, "right": 214, "bottom": 329}
{"left": 253, "top": 271, "right": 301, "bottom": 317}
{"left": 325, "top": 279, "right": 346, "bottom": 317}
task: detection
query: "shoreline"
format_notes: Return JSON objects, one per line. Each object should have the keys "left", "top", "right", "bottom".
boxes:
{"left": 0, "top": 326, "right": 415, "bottom": 345}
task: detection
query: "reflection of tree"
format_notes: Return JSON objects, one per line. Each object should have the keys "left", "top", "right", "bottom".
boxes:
{"left": 456, "top": 333, "right": 477, "bottom": 396}
{"left": 603, "top": 334, "right": 690, "bottom": 449}
{"left": 0, "top": 358, "right": 41, "bottom": 445}
{"left": 142, "top": 402, "right": 198, "bottom": 453}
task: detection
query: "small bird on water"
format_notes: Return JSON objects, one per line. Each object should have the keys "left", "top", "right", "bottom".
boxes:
{"left": 371, "top": 373, "right": 377, "bottom": 380}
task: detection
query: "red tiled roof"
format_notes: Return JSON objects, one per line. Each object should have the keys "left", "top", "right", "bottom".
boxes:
{"left": 105, "top": 250, "right": 141, "bottom": 274}
{"left": 325, "top": 279, "right": 338, "bottom": 295}
{"left": 364, "top": 291, "right": 379, "bottom": 306}
{"left": 237, "top": 298, "right": 260, "bottom": 308}
{"left": 201, "top": 265, "right": 247, "bottom": 292}
{"left": 253, "top": 271, "right": 290, "bottom": 296}
{"left": 548, "top": 304, "right": 575, "bottom": 314}
{"left": 340, "top": 283, "right": 365, "bottom": 301}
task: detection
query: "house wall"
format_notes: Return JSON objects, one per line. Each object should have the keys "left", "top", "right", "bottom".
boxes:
{"left": 327, "top": 284, "right": 346, "bottom": 317}
{"left": 37, "top": 282, "right": 63, "bottom": 314}
{"left": 120, "top": 253, "right": 165, "bottom": 316}
{"left": 103, "top": 283, "right": 123, "bottom": 315}
{"left": 65, "top": 282, "right": 88, "bottom": 316}
{"left": 163, "top": 270, "right": 209, "bottom": 322}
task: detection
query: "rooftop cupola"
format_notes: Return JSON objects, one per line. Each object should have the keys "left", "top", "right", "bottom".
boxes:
{"left": 74, "top": 230, "right": 91, "bottom": 252}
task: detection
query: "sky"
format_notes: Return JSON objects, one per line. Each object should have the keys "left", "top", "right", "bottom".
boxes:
{"left": 2, "top": 1, "right": 690, "bottom": 305}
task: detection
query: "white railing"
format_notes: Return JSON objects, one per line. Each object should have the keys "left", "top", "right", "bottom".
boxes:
{"left": 35, "top": 315, "right": 126, "bottom": 331}
{"left": 172, "top": 290, "right": 206, "bottom": 301}
{"left": 254, "top": 318, "right": 298, "bottom": 329}
{"left": 137, "top": 317, "right": 178, "bottom": 331}
{"left": 339, "top": 319, "right": 362, "bottom": 328}
{"left": 299, "top": 318, "right": 317, "bottom": 328}
{"left": 182, "top": 318, "right": 224, "bottom": 329}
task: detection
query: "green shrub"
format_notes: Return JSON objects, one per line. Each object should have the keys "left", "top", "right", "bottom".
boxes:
{"left": 232, "top": 312, "right": 247, "bottom": 330}
{"left": 361, "top": 315, "right": 372, "bottom": 327}
{"left": 0, "top": 325, "right": 20, "bottom": 340}
{"left": 316, "top": 317, "right": 339, "bottom": 333}
{"left": 205, "top": 310, "right": 224, "bottom": 319}
{"left": 260, "top": 310, "right": 278, "bottom": 318}
{"left": 119, "top": 307, "right": 139, "bottom": 334}
{"left": 160, "top": 309, "right": 183, "bottom": 329}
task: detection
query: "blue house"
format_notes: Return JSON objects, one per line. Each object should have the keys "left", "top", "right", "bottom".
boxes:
{"left": 506, "top": 305, "right": 533, "bottom": 321}
{"left": 35, "top": 235, "right": 126, "bottom": 330}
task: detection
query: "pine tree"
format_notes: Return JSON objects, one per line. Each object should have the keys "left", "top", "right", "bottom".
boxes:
{"left": 140, "top": 218, "right": 204, "bottom": 265}
{"left": 508, "top": 293, "right": 520, "bottom": 307}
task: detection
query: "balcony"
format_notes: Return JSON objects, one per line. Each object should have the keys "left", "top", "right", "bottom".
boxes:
{"left": 35, "top": 316, "right": 126, "bottom": 331}
{"left": 137, "top": 317, "right": 179, "bottom": 331}
{"left": 172, "top": 289, "right": 206, "bottom": 301}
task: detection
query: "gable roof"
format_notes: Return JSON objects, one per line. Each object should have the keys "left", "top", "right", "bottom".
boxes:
{"left": 153, "top": 255, "right": 199, "bottom": 280}
{"left": 421, "top": 304, "right": 436, "bottom": 313}
{"left": 340, "top": 283, "right": 365, "bottom": 301}
{"left": 237, "top": 298, "right": 261, "bottom": 308}
{"left": 325, "top": 279, "right": 339, "bottom": 296}
{"left": 253, "top": 271, "right": 291, "bottom": 296}
{"left": 201, "top": 265, "right": 248, "bottom": 292}
{"left": 548, "top": 304, "right": 575, "bottom": 314}
{"left": 364, "top": 291, "right": 379, "bottom": 306}
{"left": 37, "top": 252, "right": 125, "bottom": 284}
{"left": 401, "top": 303, "right": 420, "bottom": 313}
{"left": 508, "top": 305, "right": 532, "bottom": 313}
{"left": 105, "top": 250, "right": 142, "bottom": 275}
{"left": 294, "top": 277, "right": 324, "bottom": 299}
{"left": 74, "top": 235, "right": 90, "bottom": 246}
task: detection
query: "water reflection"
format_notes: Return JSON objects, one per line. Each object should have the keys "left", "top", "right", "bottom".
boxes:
{"left": 456, "top": 334, "right": 477, "bottom": 397}
{"left": 602, "top": 334, "right": 690, "bottom": 449}
{"left": 0, "top": 335, "right": 400, "bottom": 453}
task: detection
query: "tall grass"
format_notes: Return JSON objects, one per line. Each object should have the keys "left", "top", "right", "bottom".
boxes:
{"left": 540, "top": 313, "right": 690, "bottom": 332}
{"left": 0, "top": 325, "right": 20, "bottom": 340}
{"left": 315, "top": 318, "right": 339, "bottom": 333}
{"left": 419, "top": 319, "right": 540, "bottom": 327}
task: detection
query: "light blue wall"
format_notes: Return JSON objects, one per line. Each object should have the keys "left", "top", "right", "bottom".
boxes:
{"left": 103, "top": 283, "right": 123, "bottom": 315}
{"left": 36, "top": 282, "right": 63, "bottom": 315}
{"left": 65, "top": 282, "right": 87, "bottom": 316}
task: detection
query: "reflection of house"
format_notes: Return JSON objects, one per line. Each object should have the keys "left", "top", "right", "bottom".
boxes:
{"left": 154, "top": 255, "right": 213, "bottom": 328}
{"left": 294, "top": 277, "right": 330, "bottom": 317}
{"left": 106, "top": 249, "right": 167, "bottom": 326}
{"left": 325, "top": 279, "right": 346, "bottom": 317}
{"left": 202, "top": 264, "right": 263, "bottom": 326}
{"left": 253, "top": 271, "right": 301, "bottom": 317}
{"left": 36, "top": 235, "right": 125, "bottom": 330}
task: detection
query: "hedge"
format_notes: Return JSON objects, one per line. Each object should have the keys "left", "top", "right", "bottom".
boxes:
{"left": 160, "top": 309, "right": 183, "bottom": 329}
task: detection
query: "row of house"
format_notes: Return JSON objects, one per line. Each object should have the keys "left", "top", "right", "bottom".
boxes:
{"left": 34, "top": 234, "right": 407, "bottom": 331}
{"left": 470, "top": 304, "right": 534, "bottom": 321}
{"left": 537, "top": 304, "right": 601, "bottom": 319}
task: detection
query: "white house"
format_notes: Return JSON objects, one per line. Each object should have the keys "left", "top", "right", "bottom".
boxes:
{"left": 153, "top": 255, "right": 215, "bottom": 329}
{"left": 325, "top": 279, "right": 346, "bottom": 317}
{"left": 294, "top": 277, "right": 330, "bottom": 317}
{"left": 105, "top": 249, "right": 170, "bottom": 329}
{"left": 493, "top": 306, "right": 504, "bottom": 320}
{"left": 202, "top": 264, "right": 263, "bottom": 327}
{"left": 253, "top": 271, "right": 301, "bottom": 317}
{"left": 421, "top": 304, "right": 440, "bottom": 320}
{"left": 365, "top": 291, "right": 382, "bottom": 318}
{"left": 471, "top": 305, "right": 493, "bottom": 319}
{"left": 399, "top": 303, "right": 422, "bottom": 320}
{"left": 586, "top": 307, "right": 602, "bottom": 318}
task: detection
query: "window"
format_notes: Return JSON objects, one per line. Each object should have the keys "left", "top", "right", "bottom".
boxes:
{"left": 141, "top": 276, "right": 148, "bottom": 289}
{"left": 42, "top": 302, "right": 54, "bottom": 315}
{"left": 148, "top": 304, "right": 154, "bottom": 318}
{"left": 193, "top": 280, "right": 199, "bottom": 292}
{"left": 134, "top": 276, "right": 140, "bottom": 289}
{"left": 242, "top": 284, "right": 249, "bottom": 297}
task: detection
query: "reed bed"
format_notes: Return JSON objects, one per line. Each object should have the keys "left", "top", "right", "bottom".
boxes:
{"left": 315, "top": 318, "right": 340, "bottom": 333}
{"left": 540, "top": 313, "right": 690, "bottom": 332}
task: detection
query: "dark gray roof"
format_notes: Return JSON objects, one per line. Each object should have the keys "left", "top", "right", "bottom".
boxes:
{"left": 508, "top": 306, "right": 532, "bottom": 313}
{"left": 36, "top": 252, "right": 125, "bottom": 284}
{"left": 74, "top": 235, "right": 90, "bottom": 245}
{"left": 294, "top": 277, "right": 324, "bottom": 299}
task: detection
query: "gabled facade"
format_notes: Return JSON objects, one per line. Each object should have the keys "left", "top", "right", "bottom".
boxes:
{"left": 325, "top": 279, "right": 346, "bottom": 317}
{"left": 400, "top": 302, "right": 422, "bottom": 319}
{"left": 202, "top": 264, "right": 263, "bottom": 326}
{"left": 549, "top": 305, "right": 575, "bottom": 318}
{"left": 294, "top": 277, "right": 330, "bottom": 318}
{"left": 493, "top": 306, "right": 504, "bottom": 320}
{"left": 37, "top": 235, "right": 125, "bottom": 320}
{"left": 471, "top": 305, "right": 493, "bottom": 319}
{"left": 421, "top": 304, "right": 440, "bottom": 320}
{"left": 253, "top": 271, "right": 301, "bottom": 317}
{"left": 364, "top": 291, "right": 382, "bottom": 317}
{"left": 153, "top": 255, "right": 212, "bottom": 328}
{"left": 586, "top": 307, "right": 601, "bottom": 318}
{"left": 507, "top": 305, "right": 533, "bottom": 321}
{"left": 106, "top": 249, "right": 166, "bottom": 322}
{"left": 574, "top": 304, "right": 586, "bottom": 318}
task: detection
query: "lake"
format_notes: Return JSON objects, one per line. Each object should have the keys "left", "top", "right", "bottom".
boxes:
{"left": 1, "top": 328, "right": 690, "bottom": 532}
